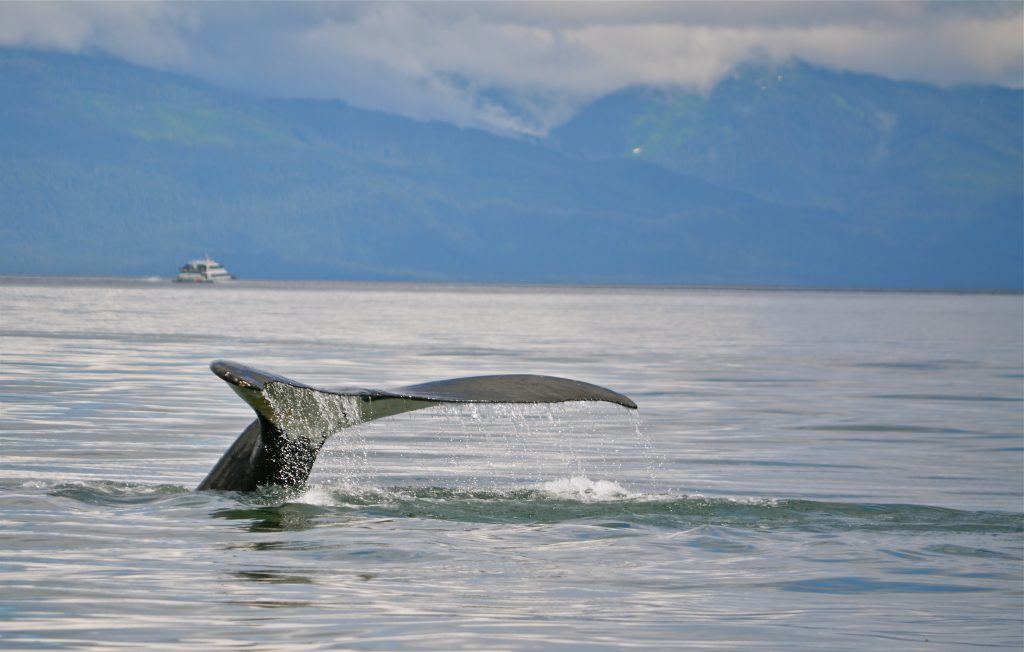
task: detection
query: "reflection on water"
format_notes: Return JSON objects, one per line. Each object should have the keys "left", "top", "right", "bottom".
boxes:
{"left": 233, "top": 570, "right": 316, "bottom": 585}
{"left": 0, "top": 278, "right": 1021, "bottom": 650}
{"left": 214, "top": 503, "right": 332, "bottom": 532}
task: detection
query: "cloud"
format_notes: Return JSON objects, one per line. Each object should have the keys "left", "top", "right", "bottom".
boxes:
{"left": 0, "top": 2, "right": 200, "bottom": 66}
{"left": 1, "top": 1, "right": 1020, "bottom": 135}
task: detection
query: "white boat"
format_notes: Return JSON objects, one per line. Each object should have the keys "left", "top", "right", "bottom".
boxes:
{"left": 175, "top": 256, "right": 235, "bottom": 283}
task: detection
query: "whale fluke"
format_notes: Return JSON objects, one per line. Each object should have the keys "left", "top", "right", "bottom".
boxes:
{"left": 198, "top": 360, "right": 637, "bottom": 492}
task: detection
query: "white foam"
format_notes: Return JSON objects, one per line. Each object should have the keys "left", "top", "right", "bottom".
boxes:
{"left": 297, "top": 485, "right": 337, "bottom": 506}
{"left": 536, "top": 476, "right": 639, "bottom": 502}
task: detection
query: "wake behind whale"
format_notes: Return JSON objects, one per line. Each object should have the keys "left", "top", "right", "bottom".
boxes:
{"left": 198, "top": 360, "right": 638, "bottom": 492}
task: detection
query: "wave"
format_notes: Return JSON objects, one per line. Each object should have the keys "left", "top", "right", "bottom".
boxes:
{"left": 29, "top": 478, "right": 1021, "bottom": 535}
{"left": 43, "top": 480, "right": 191, "bottom": 505}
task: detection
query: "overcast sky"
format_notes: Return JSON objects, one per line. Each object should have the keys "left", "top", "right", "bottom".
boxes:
{"left": 2, "top": 1, "right": 1021, "bottom": 134}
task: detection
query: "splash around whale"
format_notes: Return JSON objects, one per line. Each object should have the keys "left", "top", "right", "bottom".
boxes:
{"left": 198, "top": 360, "right": 638, "bottom": 492}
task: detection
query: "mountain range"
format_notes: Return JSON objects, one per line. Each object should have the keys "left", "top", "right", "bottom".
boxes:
{"left": 0, "top": 50, "right": 1020, "bottom": 289}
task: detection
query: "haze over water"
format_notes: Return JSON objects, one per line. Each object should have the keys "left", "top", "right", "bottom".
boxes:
{"left": 1, "top": 277, "right": 1021, "bottom": 649}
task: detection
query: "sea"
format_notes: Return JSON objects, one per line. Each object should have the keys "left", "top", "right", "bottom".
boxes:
{"left": 1, "top": 276, "right": 1021, "bottom": 650}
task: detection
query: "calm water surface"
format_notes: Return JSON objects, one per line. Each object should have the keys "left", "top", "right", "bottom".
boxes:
{"left": 1, "top": 277, "right": 1021, "bottom": 650}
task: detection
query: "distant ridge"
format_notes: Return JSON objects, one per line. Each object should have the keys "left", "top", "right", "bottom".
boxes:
{"left": 0, "top": 50, "right": 1020, "bottom": 289}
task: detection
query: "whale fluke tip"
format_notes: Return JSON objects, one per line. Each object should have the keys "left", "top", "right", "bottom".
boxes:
{"left": 209, "top": 360, "right": 312, "bottom": 392}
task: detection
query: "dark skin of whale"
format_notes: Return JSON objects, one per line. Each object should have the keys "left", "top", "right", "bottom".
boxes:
{"left": 198, "top": 360, "right": 638, "bottom": 492}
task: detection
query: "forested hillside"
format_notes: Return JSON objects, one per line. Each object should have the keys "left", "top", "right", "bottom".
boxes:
{"left": 1, "top": 51, "right": 1020, "bottom": 288}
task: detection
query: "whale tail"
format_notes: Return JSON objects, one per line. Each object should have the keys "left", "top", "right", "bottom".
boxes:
{"left": 197, "top": 360, "right": 637, "bottom": 492}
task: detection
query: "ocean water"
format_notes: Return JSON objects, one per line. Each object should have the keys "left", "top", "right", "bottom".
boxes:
{"left": 0, "top": 277, "right": 1021, "bottom": 650}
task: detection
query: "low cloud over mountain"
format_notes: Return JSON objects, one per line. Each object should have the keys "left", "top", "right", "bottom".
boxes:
{"left": 1, "top": 2, "right": 1020, "bottom": 135}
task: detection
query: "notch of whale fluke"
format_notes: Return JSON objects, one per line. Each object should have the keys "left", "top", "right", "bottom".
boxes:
{"left": 197, "top": 360, "right": 638, "bottom": 492}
